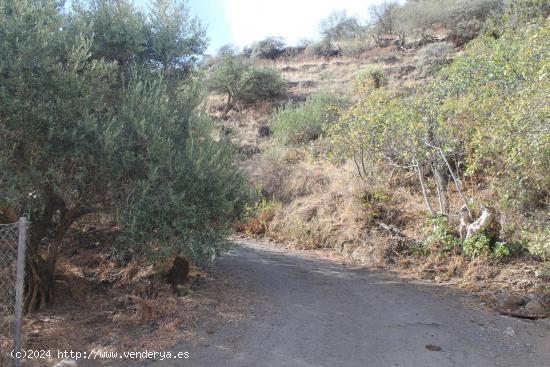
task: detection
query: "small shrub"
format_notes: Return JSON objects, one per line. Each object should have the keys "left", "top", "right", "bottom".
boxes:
{"left": 525, "top": 226, "right": 550, "bottom": 260}
{"left": 359, "top": 188, "right": 395, "bottom": 224}
{"left": 446, "top": 0, "right": 503, "bottom": 45}
{"left": 492, "top": 242, "right": 510, "bottom": 260}
{"left": 304, "top": 40, "right": 340, "bottom": 58}
{"left": 271, "top": 92, "right": 345, "bottom": 146}
{"left": 463, "top": 232, "right": 493, "bottom": 259}
{"left": 360, "top": 189, "right": 392, "bottom": 207}
{"left": 207, "top": 55, "right": 286, "bottom": 117}
{"left": 373, "top": 190, "right": 392, "bottom": 203}
{"left": 423, "top": 217, "right": 460, "bottom": 254}
{"left": 236, "top": 198, "right": 281, "bottom": 235}
{"left": 241, "top": 67, "right": 287, "bottom": 104}
{"left": 354, "top": 65, "right": 388, "bottom": 89}
{"left": 415, "top": 42, "right": 454, "bottom": 77}
{"left": 249, "top": 37, "right": 285, "bottom": 60}
{"left": 340, "top": 39, "right": 370, "bottom": 58}
{"left": 447, "top": 18, "right": 484, "bottom": 46}
{"left": 492, "top": 241, "right": 522, "bottom": 261}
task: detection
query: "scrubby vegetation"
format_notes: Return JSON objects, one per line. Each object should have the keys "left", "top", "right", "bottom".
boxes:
{"left": 354, "top": 65, "right": 388, "bottom": 89}
{"left": 231, "top": 0, "right": 549, "bottom": 298}
{"left": 370, "top": 0, "right": 505, "bottom": 47}
{"left": 329, "top": 6, "right": 549, "bottom": 260}
{"left": 1, "top": 0, "right": 547, "bottom": 360}
{"left": 271, "top": 92, "right": 347, "bottom": 146}
{"left": 415, "top": 41, "right": 455, "bottom": 77}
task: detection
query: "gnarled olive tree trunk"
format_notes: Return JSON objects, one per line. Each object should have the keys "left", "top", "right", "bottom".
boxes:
{"left": 23, "top": 187, "right": 91, "bottom": 313}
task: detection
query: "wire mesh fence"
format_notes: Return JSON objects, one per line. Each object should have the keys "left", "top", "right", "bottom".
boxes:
{"left": 0, "top": 219, "right": 26, "bottom": 367}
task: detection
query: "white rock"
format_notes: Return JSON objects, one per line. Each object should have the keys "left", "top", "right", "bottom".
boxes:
{"left": 504, "top": 327, "right": 516, "bottom": 337}
{"left": 54, "top": 359, "right": 78, "bottom": 367}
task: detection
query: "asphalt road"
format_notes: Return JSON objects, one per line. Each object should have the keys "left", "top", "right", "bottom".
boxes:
{"left": 149, "top": 239, "right": 550, "bottom": 367}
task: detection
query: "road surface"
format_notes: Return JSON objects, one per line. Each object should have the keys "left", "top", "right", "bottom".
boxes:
{"left": 148, "top": 239, "right": 550, "bottom": 367}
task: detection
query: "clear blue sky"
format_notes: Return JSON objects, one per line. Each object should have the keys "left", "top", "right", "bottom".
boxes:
{"left": 135, "top": 0, "right": 390, "bottom": 54}
{"left": 188, "top": 0, "right": 231, "bottom": 53}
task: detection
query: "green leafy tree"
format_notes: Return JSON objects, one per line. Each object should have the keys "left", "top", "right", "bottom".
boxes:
{"left": 206, "top": 54, "right": 286, "bottom": 119}
{"left": 146, "top": 0, "right": 207, "bottom": 72}
{"left": 71, "top": 0, "right": 147, "bottom": 65}
{"left": 0, "top": 0, "right": 249, "bottom": 312}
{"left": 110, "top": 78, "right": 250, "bottom": 263}
{"left": 1, "top": 0, "right": 120, "bottom": 311}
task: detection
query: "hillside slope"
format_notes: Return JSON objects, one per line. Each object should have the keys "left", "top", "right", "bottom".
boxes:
{"left": 207, "top": 37, "right": 549, "bottom": 310}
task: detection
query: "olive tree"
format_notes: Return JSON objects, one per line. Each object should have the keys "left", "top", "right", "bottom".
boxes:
{"left": 206, "top": 55, "right": 286, "bottom": 119}
{"left": 145, "top": 0, "right": 207, "bottom": 72}
{"left": 0, "top": 0, "right": 249, "bottom": 312}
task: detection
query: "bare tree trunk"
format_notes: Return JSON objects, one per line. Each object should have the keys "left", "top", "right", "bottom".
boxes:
{"left": 353, "top": 153, "right": 365, "bottom": 181}
{"left": 434, "top": 175, "right": 445, "bottom": 216}
{"left": 459, "top": 205, "right": 471, "bottom": 241}
{"left": 416, "top": 162, "right": 434, "bottom": 217}
{"left": 221, "top": 94, "right": 234, "bottom": 120}
{"left": 425, "top": 143, "right": 471, "bottom": 218}
{"left": 24, "top": 196, "right": 91, "bottom": 312}
{"left": 360, "top": 145, "right": 368, "bottom": 181}
{"left": 24, "top": 257, "right": 55, "bottom": 313}
{"left": 433, "top": 163, "right": 448, "bottom": 216}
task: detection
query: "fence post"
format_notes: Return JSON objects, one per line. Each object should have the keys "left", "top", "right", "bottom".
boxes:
{"left": 13, "top": 217, "right": 26, "bottom": 367}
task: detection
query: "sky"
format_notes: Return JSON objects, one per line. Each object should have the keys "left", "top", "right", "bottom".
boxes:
{"left": 136, "top": 0, "right": 389, "bottom": 54}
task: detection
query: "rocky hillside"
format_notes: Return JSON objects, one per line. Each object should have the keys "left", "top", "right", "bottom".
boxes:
{"left": 206, "top": 11, "right": 550, "bottom": 316}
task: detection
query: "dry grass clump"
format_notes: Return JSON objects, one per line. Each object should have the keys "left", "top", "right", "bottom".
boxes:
{"left": 267, "top": 207, "right": 336, "bottom": 250}
{"left": 446, "top": 255, "right": 467, "bottom": 278}
{"left": 257, "top": 147, "right": 327, "bottom": 204}
{"left": 257, "top": 157, "right": 404, "bottom": 252}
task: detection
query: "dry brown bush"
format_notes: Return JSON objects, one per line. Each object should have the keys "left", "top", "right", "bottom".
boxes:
{"left": 258, "top": 148, "right": 328, "bottom": 203}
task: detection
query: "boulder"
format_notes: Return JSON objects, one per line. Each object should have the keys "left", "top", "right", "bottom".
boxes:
{"left": 495, "top": 294, "right": 525, "bottom": 311}
{"left": 525, "top": 300, "right": 545, "bottom": 315}
{"left": 350, "top": 244, "right": 387, "bottom": 266}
